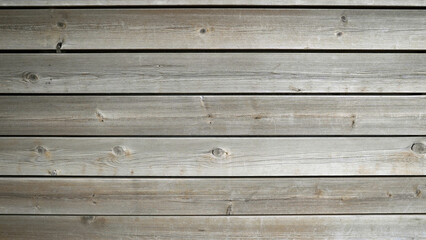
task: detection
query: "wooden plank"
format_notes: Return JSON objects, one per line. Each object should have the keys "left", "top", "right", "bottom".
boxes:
{"left": 1, "top": 137, "right": 424, "bottom": 176}
{"left": 0, "top": 9, "right": 424, "bottom": 50}
{"left": 2, "top": 53, "right": 426, "bottom": 93}
{"left": 1, "top": 0, "right": 425, "bottom": 7}
{"left": 0, "top": 96, "right": 425, "bottom": 136}
{"left": 1, "top": 216, "right": 425, "bottom": 240}
{"left": 0, "top": 177, "right": 424, "bottom": 214}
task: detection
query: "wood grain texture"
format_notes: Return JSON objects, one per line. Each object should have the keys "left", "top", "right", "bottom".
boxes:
{"left": 0, "top": 215, "right": 425, "bottom": 240}
{"left": 0, "top": 177, "right": 424, "bottom": 215}
{"left": 0, "top": 9, "right": 425, "bottom": 50}
{"left": 0, "top": 96, "right": 425, "bottom": 136}
{"left": 1, "top": 0, "right": 425, "bottom": 6}
{"left": 1, "top": 137, "right": 424, "bottom": 176}
{"left": 2, "top": 53, "right": 426, "bottom": 93}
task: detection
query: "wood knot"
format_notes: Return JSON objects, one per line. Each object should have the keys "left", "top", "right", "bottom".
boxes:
{"left": 350, "top": 114, "right": 356, "bottom": 128}
{"left": 112, "top": 146, "right": 127, "bottom": 156}
{"left": 226, "top": 201, "right": 233, "bottom": 215}
{"left": 200, "top": 28, "right": 206, "bottom": 34}
{"left": 57, "top": 21, "right": 66, "bottom": 29}
{"left": 211, "top": 147, "right": 227, "bottom": 158}
{"left": 22, "top": 72, "right": 39, "bottom": 83}
{"left": 56, "top": 41, "right": 63, "bottom": 53}
{"left": 95, "top": 110, "right": 105, "bottom": 122}
{"left": 48, "top": 169, "right": 59, "bottom": 176}
{"left": 341, "top": 15, "right": 348, "bottom": 22}
{"left": 81, "top": 216, "right": 96, "bottom": 224}
{"left": 35, "top": 145, "right": 47, "bottom": 155}
{"left": 411, "top": 143, "right": 425, "bottom": 154}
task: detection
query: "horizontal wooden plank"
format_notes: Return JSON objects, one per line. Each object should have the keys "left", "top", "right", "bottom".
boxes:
{"left": 1, "top": 177, "right": 424, "bottom": 215}
{"left": 0, "top": 9, "right": 424, "bottom": 50}
{"left": 2, "top": 53, "right": 426, "bottom": 93}
{"left": 1, "top": 216, "right": 425, "bottom": 240}
{"left": 1, "top": 96, "right": 425, "bottom": 135}
{"left": 1, "top": 137, "right": 424, "bottom": 176}
{"left": 1, "top": 0, "right": 425, "bottom": 7}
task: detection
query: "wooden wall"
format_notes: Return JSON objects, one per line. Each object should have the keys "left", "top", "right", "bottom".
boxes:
{"left": 0, "top": 1, "right": 425, "bottom": 239}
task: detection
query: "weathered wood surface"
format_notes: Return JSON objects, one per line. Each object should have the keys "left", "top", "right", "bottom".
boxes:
{"left": 1, "top": 137, "right": 424, "bottom": 176}
{"left": 1, "top": 0, "right": 425, "bottom": 6}
{"left": 2, "top": 53, "right": 426, "bottom": 93}
{"left": 0, "top": 9, "right": 425, "bottom": 50}
{"left": 0, "top": 215, "right": 425, "bottom": 240}
{"left": 0, "top": 177, "right": 424, "bottom": 215}
{"left": 1, "top": 96, "right": 425, "bottom": 135}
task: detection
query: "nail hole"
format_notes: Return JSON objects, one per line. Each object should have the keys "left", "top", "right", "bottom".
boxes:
{"left": 336, "top": 32, "right": 343, "bottom": 37}
{"left": 200, "top": 28, "right": 206, "bottom": 34}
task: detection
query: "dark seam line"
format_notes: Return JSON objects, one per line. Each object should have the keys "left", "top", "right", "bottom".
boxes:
{"left": 0, "top": 135, "right": 425, "bottom": 138}
{"left": 0, "top": 175, "right": 425, "bottom": 178}
{"left": 0, "top": 135, "right": 425, "bottom": 137}
{"left": 0, "top": 213, "right": 425, "bottom": 216}
{"left": 0, "top": 49, "right": 425, "bottom": 53}
{"left": 0, "top": 93, "right": 425, "bottom": 96}
{"left": 0, "top": 6, "right": 426, "bottom": 9}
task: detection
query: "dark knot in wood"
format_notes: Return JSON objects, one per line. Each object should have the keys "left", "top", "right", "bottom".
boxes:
{"left": 212, "top": 147, "right": 227, "bottom": 158}
{"left": 22, "top": 72, "right": 39, "bottom": 83}
{"left": 35, "top": 145, "right": 47, "bottom": 155}
{"left": 411, "top": 142, "right": 425, "bottom": 154}
{"left": 112, "top": 145, "right": 126, "bottom": 156}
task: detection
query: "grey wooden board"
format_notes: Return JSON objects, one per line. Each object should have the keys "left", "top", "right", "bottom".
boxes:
{"left": 0, "top": 9, "right": 425, "bottom": 50}
{"left": 0, "top": 177, "right": 424, "bottom": 215}
{"left": 0, "top": 96, "right": 425, "bottom": 135}
{"left": 1, "top": 0, "right": 425, "bottom": 6}
{"left": 2, "top": 53, "right": 426, "bottom": 93}
{"left": 0, "top": 215, "right": 425, "bottom": 240}
{"left": 1, "top": 137, "right": 425, "bottom": 176}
